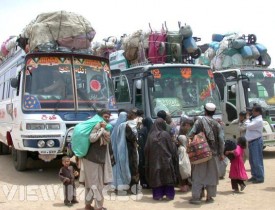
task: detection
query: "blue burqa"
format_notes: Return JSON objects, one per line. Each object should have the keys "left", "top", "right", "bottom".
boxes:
{"left": 111, "top": 112, "right": 131, "bottom": 189}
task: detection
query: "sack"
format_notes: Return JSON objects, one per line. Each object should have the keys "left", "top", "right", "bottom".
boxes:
{"left": 178, "top": 146, "right": 191, "bottom": 179}
{"left": 57, "top": 31, "right": 95, "bottom": 49}
{"left": 71, "top": 114, "right": 112, "bottom": 157}
{"left": 187, "top": 132, "right": 212, "bottom": 164}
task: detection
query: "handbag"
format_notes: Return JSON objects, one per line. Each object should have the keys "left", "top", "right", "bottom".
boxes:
{"left": 187, "top": 131, "right": 212, "bottom": 164}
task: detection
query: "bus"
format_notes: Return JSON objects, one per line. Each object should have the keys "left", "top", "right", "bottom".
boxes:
{"left": 214, "top": 66, "right": 275, "bottom": 148}
{"left": 0, "top": 48, "right": 116, "bottom": 171}
{"left": 111, "top": 62, "right": 222, "bottom": 128}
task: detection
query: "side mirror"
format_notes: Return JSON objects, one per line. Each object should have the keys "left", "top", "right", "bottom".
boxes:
{"left": 242, "top": 80, "right": 250, "bottom": 90}
{"left": 10, "top": 78, "right": 18, "bottom": 88}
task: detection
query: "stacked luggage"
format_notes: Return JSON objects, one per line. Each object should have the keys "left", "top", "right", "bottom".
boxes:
{"left": 105, "top": 22, "right": 202, "bottom": 66}
{"left": 197, "top": 33, "right": 271, "bottom": 70}
{"left": 1, "top": 11, "right": 96, "bottom": 64}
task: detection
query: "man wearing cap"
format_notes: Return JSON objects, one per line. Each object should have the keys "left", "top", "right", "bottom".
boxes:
{"left": 188, "top": 102, "right": 225, "bottom": 204}
{"left": 245, "top": 105, "right": 264, "bottom": 184}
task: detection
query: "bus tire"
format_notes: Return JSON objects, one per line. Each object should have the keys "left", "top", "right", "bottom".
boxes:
{"left": 12, "top": 147, "right": 28, "bottom": 171}
{"left": 0, "top": 142, "right": 10, "bottom": 155}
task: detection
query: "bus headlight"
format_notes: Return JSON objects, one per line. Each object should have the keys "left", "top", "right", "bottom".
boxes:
{"left": 26, "top": 123, "right": 45, "bottom": 130}
{"left": 46, "top": 123, "right": 60, "bottom": 130}
{"left": 37, "top": 140, "right": 46, "bottom": 148}
{"left": 46, "top": 140, "right": 55, "bottom": 147}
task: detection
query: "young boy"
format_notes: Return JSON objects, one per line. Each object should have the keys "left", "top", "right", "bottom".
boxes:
{"left": 59, "top": 156, "right": 79, "bottom": 206}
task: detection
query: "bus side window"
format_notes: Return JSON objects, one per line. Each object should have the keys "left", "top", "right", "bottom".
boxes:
{"left": 228, "top": 85, "right": 236, "bottom": 106}
{"left": 114, "top": 76, "right": 130, "bottom": 103}
{"left": 135, "top": 80, "right": 142, "bottom": 109}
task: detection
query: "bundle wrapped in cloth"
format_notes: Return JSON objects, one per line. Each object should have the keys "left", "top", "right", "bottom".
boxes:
{"left": 19, "top": 10, "right": 96, "bottom": 51}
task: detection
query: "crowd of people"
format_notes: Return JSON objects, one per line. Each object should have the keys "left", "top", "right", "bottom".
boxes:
{"left": 58, "top": 103, "right": 265, "bottom": 209}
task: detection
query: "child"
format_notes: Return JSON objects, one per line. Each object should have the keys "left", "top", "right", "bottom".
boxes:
{"left": 177, "top": 135, "right": 191, "bottom": 192}
{"left": 59, "top": 156, "right": 79, "bottom": 206}
{"left": 225, "top": 136, "right": 248, "bottom": 192}
{"left": 177, "top": 118, "right": 193, "bottom": 192}
{"left": 231, "top": 110, "right": 247, "bottom": 137}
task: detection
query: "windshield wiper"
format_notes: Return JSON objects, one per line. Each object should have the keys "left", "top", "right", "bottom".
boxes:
{"left": 77, "top": 88, "right": 97, "bottom": 112}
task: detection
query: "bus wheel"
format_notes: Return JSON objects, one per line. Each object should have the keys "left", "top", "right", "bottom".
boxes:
{"left": 12, "top": 147, "right": 28, "bottom": 171}
{"left": 0, "top": 142, "right": 10, "bottom": 155}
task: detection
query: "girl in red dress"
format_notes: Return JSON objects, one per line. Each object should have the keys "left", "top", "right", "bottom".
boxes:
{"left": 225, "top": 136, "right": 248, "bottom": 192}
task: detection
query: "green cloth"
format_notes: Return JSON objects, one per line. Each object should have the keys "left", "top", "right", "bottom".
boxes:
{"left": 71, "top": 114, "right": 112, "bottom": 157}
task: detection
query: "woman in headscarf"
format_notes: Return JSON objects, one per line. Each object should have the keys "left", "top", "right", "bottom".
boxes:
{"left": 144, "top": 118, "right": 179, "bottom": 200}
{"left": 111, "top": 110, "right": 139, "bottom": 192}
{"left": 138, "top": 117, "right": 153, "bottom": 188}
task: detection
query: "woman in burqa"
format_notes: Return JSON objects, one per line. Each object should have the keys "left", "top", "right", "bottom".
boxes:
{"left": 111, "top": 111, "right": 139, "bottom": 192}
{"left": 138, "top": 117, "right": 153, "bottom": 188}
{"left": 110, "top": 112, "right": 129, "bottom": 189}
{"left": 144, "top": 118, "right": 179, "bottom": 200}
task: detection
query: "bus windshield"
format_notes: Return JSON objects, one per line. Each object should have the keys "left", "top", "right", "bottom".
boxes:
{"left": 23, "top": 55, "right": 115, "bottom": 111}
{"left": 244, "top": 69, "right": 275, "bottom": 108}
{"left": 149, "top": 66, "right": 221, "bottom": 117}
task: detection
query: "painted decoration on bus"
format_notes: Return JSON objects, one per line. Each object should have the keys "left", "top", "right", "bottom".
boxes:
{"left": 90, "top": 80, "right": 101, "bottom": 92}
{"left": 181, "top": 68, "right": 192, "bottom": 79}
{"left": 6, "top": 103, "right": 13, "bottom": 120}
{"left": 108, "top": 95, "right": 116, "bottom": 109}
{"left": 200, "top": 82, "right": 216, "bottom": 100}
{"left": 0, "top": 109, "right": 5, "bottom": 119}
{"left": 263, "top": 71, "right": 275, "bottom": 77}
{"left": 23, "top": 95, "right": 41, "bottom": 109}
{"left": 74, "top": 58, "right": 105, "bottom": 68}
{"left": 151, "top": 69, "right": 161, "bottom": 79}
{"left": 208, "top": 69, "right": 214, "bottom": 78}
{"left": 27, "top": 57, "right": 70, "bottom": 65}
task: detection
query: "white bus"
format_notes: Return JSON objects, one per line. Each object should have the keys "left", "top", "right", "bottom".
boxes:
{"left": 0, "top": 48, "right": 116, "bottom": 171}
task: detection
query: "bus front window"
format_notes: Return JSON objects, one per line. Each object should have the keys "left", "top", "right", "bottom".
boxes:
{"left": 149, "top": 66, "right": 221, "bottom": 117}
{"left": 73, "top": 57, "right": 115, "bottom": 110}
{"left": 23, "top": 56, "right": 74, "bottom": 110}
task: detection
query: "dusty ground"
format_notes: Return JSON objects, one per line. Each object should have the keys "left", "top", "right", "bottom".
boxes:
{"left": 0, "top": 148, "right": 275, "bottom": 210}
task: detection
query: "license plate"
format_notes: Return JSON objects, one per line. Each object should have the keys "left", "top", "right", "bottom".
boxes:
{"left": 39, "top": 150, "right": 58, "bottom": 154}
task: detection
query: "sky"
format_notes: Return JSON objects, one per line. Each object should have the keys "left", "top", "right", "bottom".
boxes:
{"left": 0, "top": 0, "right": 274, "bottom": 67}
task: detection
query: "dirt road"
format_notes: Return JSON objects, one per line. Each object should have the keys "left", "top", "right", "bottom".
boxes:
{"left": 0, "top": 148, "right": 275, "bottom": 210}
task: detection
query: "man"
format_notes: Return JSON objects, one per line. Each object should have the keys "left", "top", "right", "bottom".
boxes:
{"left": 83, "top": 109, "right": 113, "bottom": 210}
{"left": 188, "top": 102, "right": 225, "bottom": 204}
{"left": 42, "top": 69, "right": 66, "bottom": 97}
{"left": 245, "top": 105, "right": 264, "bottom": 183}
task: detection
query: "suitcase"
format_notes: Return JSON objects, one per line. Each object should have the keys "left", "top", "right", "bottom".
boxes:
{"left": 147, "top": 25, "right": 167, "bottom": 64}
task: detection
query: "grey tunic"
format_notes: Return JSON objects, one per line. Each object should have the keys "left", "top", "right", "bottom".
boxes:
{"left": 188, "top": 116, "right": 224, "bottom": 198}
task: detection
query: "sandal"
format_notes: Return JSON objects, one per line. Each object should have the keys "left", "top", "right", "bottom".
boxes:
{"left": 85, "top": 205, "right": 95, "bottom": 210}
{"left": 206, "top": 197, "right": 214, "bottom": 203}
